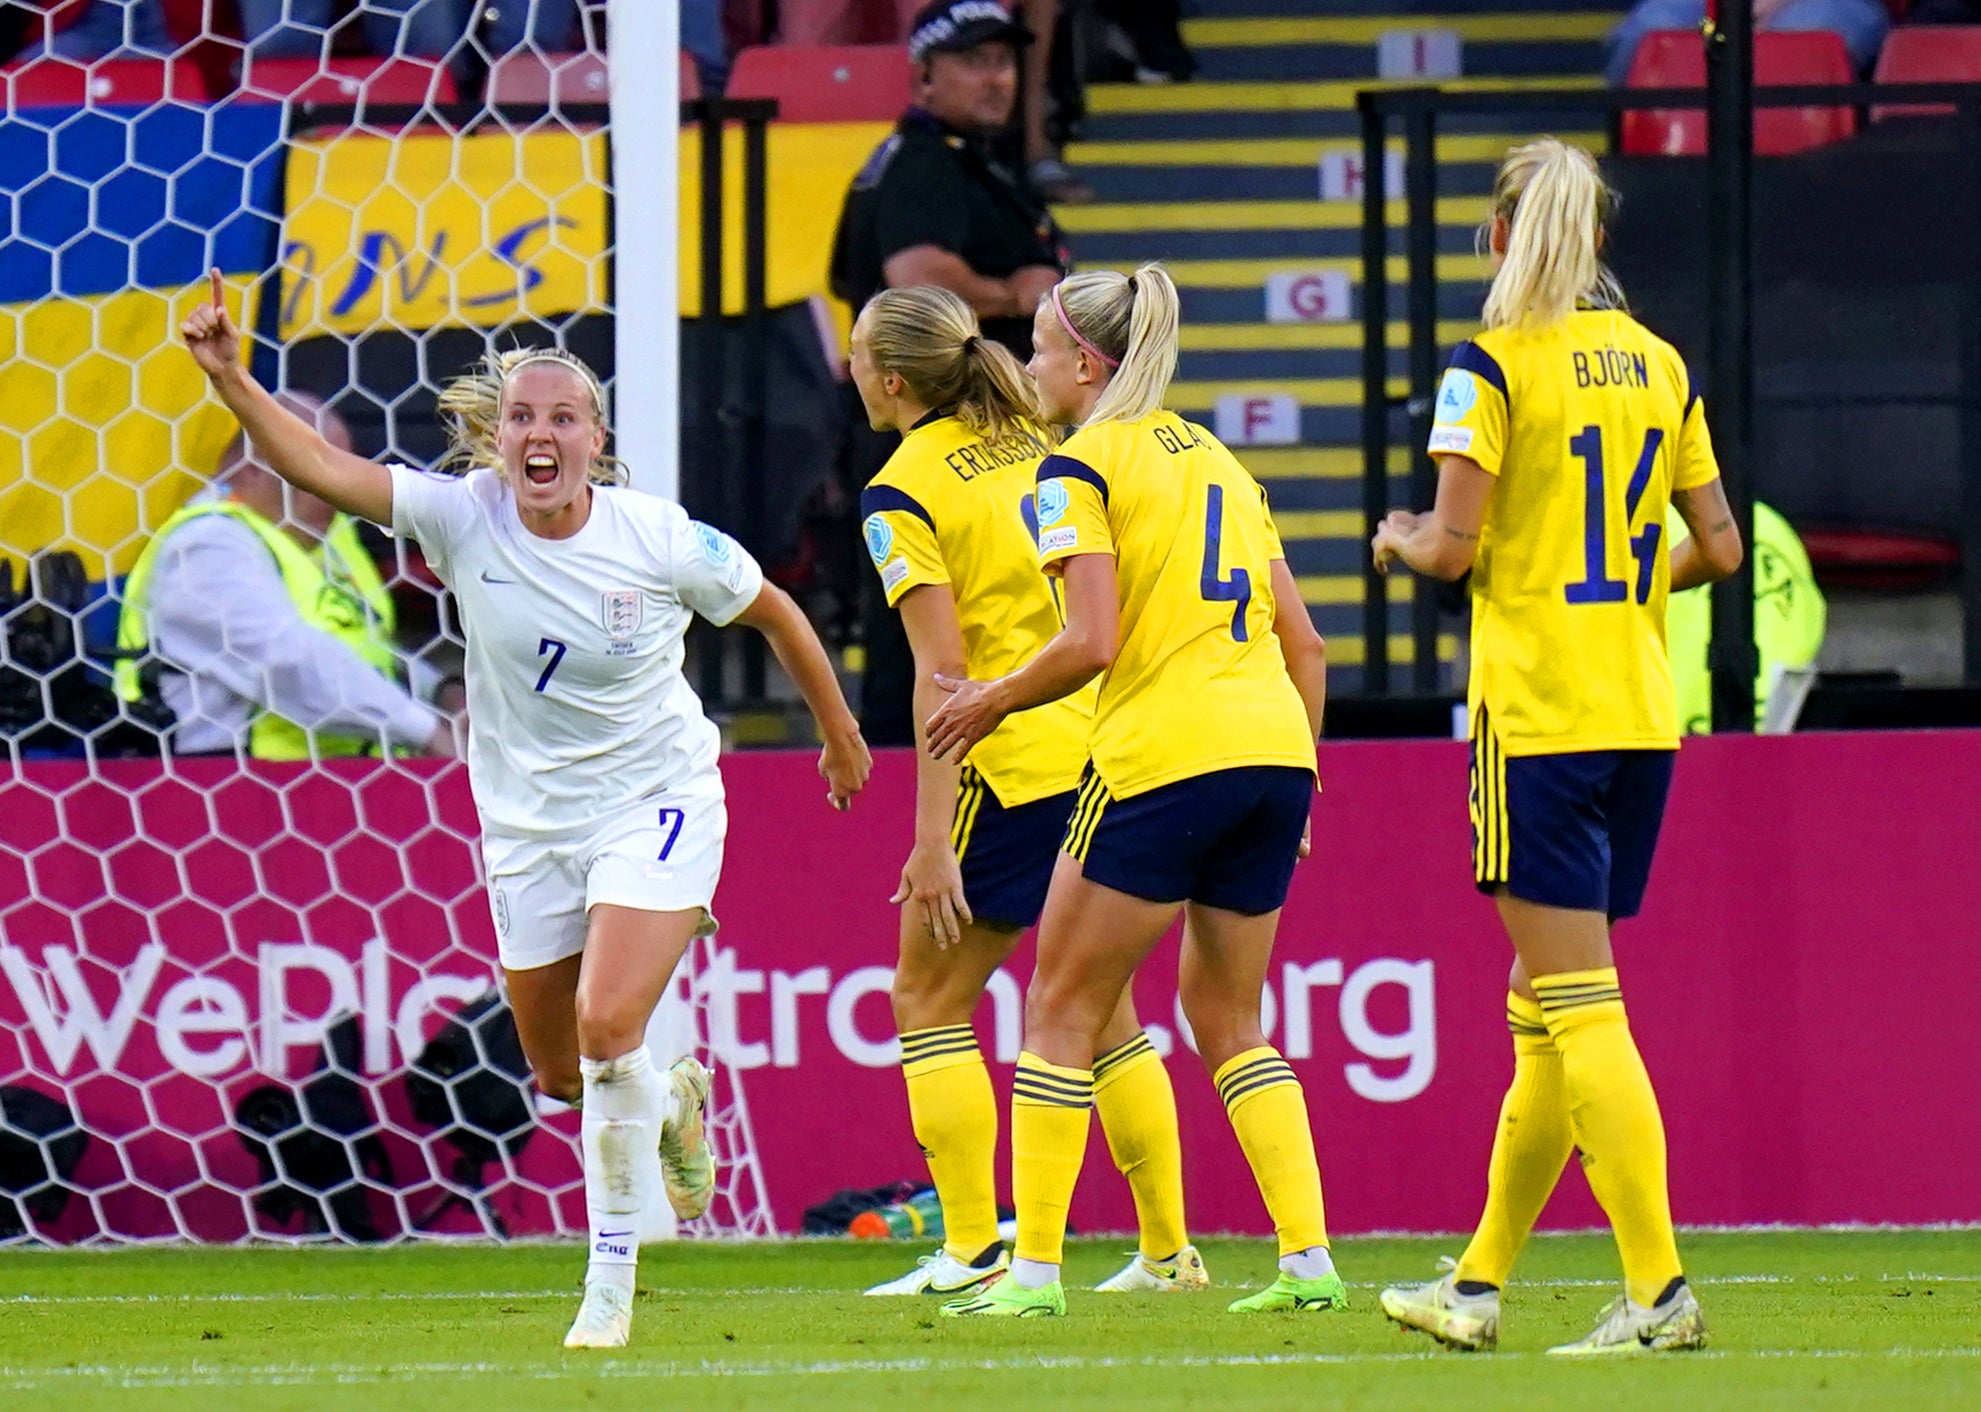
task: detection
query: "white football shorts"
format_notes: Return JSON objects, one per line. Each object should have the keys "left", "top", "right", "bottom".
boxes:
{"left": 479, "top": 778, "right": 727, "bottom": 971}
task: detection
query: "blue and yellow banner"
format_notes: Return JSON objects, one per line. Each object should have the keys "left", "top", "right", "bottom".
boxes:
{"left": 277, "top": 128, "right": 610, "bottom": 341}
{"left": 0, "top": 102, "right": 284, "bottom": 577}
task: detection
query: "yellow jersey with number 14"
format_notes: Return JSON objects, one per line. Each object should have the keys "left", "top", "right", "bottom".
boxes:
{"left": 1428, "top": 308, "right": 1722, "bottom": 756}
{"left": 1035, "top": 410, "right": 1315, "bottom": 799}
{"left": 861, "top": 411, "right": 1094, "bottom": 807}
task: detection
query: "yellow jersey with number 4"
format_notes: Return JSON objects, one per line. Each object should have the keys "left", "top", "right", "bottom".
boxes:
{"left": 1428, "top": 308, "right": 1722, "bottom": 756}
{"left": 1035, "top": 410, "right": 1315, "bottom": 798}
{"left": 861, "top": 411, "right": 1094, "bottom": 807}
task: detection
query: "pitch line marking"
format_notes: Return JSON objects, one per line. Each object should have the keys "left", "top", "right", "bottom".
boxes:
{"left": 8, "top": 1270, "right": 1977, "bottom": 1308}
{"left": 4, "top": 1347, "right": 1981, "bottom": 1392}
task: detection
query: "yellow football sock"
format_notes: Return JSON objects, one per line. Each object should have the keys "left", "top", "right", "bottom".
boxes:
{"left": 1455, "top": 993, "right": 1574, "bottom": 1289}
{"left": 900, "top": 1025, "right": 1000, "bottom": 1262}
{"left": 1533, "top": 968, "right": 1684, "bottom": 1308}
{"left": 1214, "top": 1046, "right": 1329, "bottom": 1257}
{"left": 1010, "top": 1051, "right": 1094, "bottom": 1267}
{"left": 1093, "top": 1032, "right": 1188, "bottom": 1261}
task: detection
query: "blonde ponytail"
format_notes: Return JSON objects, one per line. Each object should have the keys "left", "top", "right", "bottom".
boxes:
{"left": 861, "top": 286, "right": 1050, "bottom": 443}
{"left": 1480, "top": 138, "right": 1625, "bottom": 331}
{"left": 1051, "top": 262, "right": 1180, "bottom": 426}
{"left": 435, "top": 346, "right": 625, "bottom": 485}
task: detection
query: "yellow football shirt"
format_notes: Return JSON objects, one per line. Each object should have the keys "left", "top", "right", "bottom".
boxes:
{"left": 1428, "top": 308, "right": 1722, "bottom": 755}
{"left": 1035, "top": 410, "right": 1316, "bottom": 798}
{"left": 861, "top": 411, "right": 1093, "bottom": 806}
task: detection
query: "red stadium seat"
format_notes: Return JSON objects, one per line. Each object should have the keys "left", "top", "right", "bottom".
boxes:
{"left": 725, "top": 44, "right": 910, "bottom": 123}
{"left": 237, "top": 56, "right": 459, "bottom": 107}
{"left": 1800, "top": 528, "right": 1957, "bottom": 589}
{"left": 1872, "top": 25, "right": 1981, "bottom": 120}
{"left": 485, "top": 50, "right": 612, "bottom": 108}
{"left": 1622, "top": 29, "right": 1857, "bottom": 156}
{"left": 158, "top": 0, "right": 242, "bottom": 99}
{"left": 0, "top": 56, "right": 212, "bottom": 107}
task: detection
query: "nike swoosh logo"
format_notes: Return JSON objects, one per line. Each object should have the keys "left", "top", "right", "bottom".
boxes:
{"left": 597, "top": 1230, "right": 635, "bottom": 1239}
{"left": 480, "top": 569, "right": 518, "bottom": 585}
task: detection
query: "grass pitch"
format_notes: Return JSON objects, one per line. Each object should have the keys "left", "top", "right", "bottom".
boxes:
{"left": 2, "top": 1229, "right": 1975, "bottom": 1409}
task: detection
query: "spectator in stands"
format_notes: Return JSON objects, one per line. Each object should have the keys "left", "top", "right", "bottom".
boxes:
{"left": 477, "top": 0, "right": 604, "bottom": 55}
{"left": 774, "top": 1, "right": 1089, "bottom": 199}
{"left": 1907, "top": 0, "right": 1981, "bottom": 20}
{"left": 13, "top": 0, "right": 170, "bottom": 59}
{"left": 1606, "top": 0, "right": 1890, "bottom": 85}
{"left": 682, "top": 0, "right": 727, "bottom": 89}
{"left": 1093, "top": 0, "right": 1194, "bottom": 84}
{"left": 829, "top": 0, "right": 1068, "bottom": 745}
{"left": 831, "top": 0, "right": 1067, "bottom": 360}
{"left": 113, "top": 394, "right": 454, "bottom": 761}
{"left": 1017, "top": 1, "right": 1092, "bottom": 203}
{"left": 776, "top": 0, "right": 922, "bottom": 46}
{"left": 237, "top": 0, "right": 468, "bottom": 60}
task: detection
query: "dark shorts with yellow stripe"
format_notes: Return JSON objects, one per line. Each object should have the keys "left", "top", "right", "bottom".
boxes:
{"left": 952, "top": 767, "right": 1077, "bottom": 930}
{"left": 1470, "top": 711, "right": 1676, "bottom": 922}
{"left": 1063, "top": 764, "right": 1313, "bottom": 915}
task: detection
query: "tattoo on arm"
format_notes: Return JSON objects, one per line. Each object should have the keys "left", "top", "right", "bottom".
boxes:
{"left": 1444, "top": 526, "right": 1479, "bottom": 542}
{"left": 1709, "top": 518, "right": 1734, "bottom": 534}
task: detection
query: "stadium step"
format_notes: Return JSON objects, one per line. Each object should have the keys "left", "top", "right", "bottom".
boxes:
{"left": 1059, "top": 0, "right": 1619, "bottom": 688}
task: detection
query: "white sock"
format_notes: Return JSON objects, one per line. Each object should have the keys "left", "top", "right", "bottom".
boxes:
{"left": 1011, "top": 1257, "right": 1059, "bottom": 1289}
{"left": 1281, "top": 1245, "right": 1335, "bottom": 1281}
{"left": 581, "top": 1047, "right": 661, "bottom": 1285}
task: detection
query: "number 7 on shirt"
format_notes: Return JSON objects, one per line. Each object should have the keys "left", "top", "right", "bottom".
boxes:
{"left": 535, "top": 636, "right": 568, "bottom": 692}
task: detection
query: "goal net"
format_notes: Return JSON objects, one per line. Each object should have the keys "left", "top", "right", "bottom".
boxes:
{"left": 0, "top": 8, "right": 771, "bottom": 1245}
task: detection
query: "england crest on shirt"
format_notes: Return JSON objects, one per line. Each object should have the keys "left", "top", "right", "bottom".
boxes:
{"left": 602, "top": 588, "right": 643, "bottom": 640}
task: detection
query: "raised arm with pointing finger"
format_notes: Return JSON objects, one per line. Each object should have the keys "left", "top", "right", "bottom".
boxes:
{"left": 181, "top": 267, "right": 395, "bottom": 525}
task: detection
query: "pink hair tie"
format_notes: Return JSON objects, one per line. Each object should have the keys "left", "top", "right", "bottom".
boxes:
{"left": 1050, "top": 284, "right": 1119, "bottom": 369}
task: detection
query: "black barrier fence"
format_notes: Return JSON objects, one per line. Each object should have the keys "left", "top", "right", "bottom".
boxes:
{"left": 682, "top": 96, "right": 777, "bottom": 712}
{"left": 1357, "top": 80, "right": 1981, "bottom": 728}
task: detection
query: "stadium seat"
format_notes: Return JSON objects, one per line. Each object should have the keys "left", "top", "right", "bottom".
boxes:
{"left": 1622, "top": 30, "right": 1857, "bottom": 156}
{"left": 485, "top": 50, "right": 612, "bottom": 108}
{"left": 237, "top": 56, "right": 460, "bottom": 108}
{"left": 1799, "top": 527, "right": 1957, "bottom": 589}
{"left": 158, "top": 0, "right": 242, "bottom": 99}
{"left": 1871, "top": 25, "right": 1981, "bottom": 121}
{"left": 0, "top": 57, "right": 212, "bottom": 107}
{"left": 725, "top": 44, "right": 910, "bottom": 123}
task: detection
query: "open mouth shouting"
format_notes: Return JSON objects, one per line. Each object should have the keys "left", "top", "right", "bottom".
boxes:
{"left": 523, "top": 452, "right": 559, "bottom": 486}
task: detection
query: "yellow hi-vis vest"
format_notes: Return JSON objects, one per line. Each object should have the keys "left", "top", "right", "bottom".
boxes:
{"left": 1667, "top": 500, "right": 1828, "bottom": 733}
{"left": 114, "top": 498, "right": 401, "bottom": 760}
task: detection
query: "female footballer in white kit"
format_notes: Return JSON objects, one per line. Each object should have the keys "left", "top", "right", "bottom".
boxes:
{"left": 180, "top": 271, "right": 873, "bottom": 1348}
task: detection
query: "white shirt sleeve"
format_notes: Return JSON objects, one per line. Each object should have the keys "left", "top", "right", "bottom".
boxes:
{"left": 146, "top": 518, "right": 440, "bottom": 748}
{"left": 388, "top": 462, "right": 476, "bottom": 584}
{"left": 672, "top": 516, "right": 765, "bottom": 627}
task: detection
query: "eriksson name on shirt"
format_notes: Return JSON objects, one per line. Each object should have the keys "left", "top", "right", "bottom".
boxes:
{"left": 943, "top": 427, "right": 1053, "bottom": 481}
{"left": 1571, "top": 346, "right": 1650, "bottom": 390}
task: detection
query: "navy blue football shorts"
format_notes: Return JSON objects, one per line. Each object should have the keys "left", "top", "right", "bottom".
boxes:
{"left": 951, "top": 767, "right": 1075, "bottom": 931}
{"left": 1062, "top": 764, "right": 1313, "bottom": 915}
{"left": 1470, "top": 719, "right": 1676, "bottom": 922}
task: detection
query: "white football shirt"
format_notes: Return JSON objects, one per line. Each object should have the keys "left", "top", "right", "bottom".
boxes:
{"left": 389, "top": 465, "right": 764, "bottom": 838}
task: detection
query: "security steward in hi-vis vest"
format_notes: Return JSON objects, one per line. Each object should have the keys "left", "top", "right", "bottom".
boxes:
{"left": 115, "top": 498, "right": 407, "bottom": 760}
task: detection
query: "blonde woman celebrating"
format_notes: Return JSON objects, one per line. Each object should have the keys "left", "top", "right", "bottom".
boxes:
{"left": 926, "top": 264, "right": 1336, "bottom": 1318}
{"left": 179, "top": 271, "right": 872, "bottom": 1349}
{"left": 1373, "top": 139, "right": 1741, "bottom": 1355}
{"left": 850, "top": 285, "right": 1207, "bottom": 1301}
